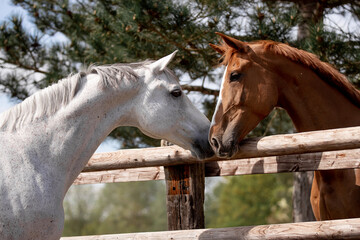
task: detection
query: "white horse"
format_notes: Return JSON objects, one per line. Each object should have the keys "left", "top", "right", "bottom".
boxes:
{"left": 0, "top": 51, "right": 213, "bottom": 240}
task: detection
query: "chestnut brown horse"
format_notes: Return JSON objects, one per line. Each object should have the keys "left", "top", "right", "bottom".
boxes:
{"left": 209, "top": 33, "right": 360, "bottom": 221}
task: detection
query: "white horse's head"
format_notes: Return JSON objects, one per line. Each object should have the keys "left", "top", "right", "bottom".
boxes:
{"left": 132, "top": 51, "right": 213, "bottom": 159}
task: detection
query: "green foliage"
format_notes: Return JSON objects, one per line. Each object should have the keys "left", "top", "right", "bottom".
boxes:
{"left": 62, "top": 181, "right": 167, "bottom": 236}
{"left": 93, "top": 181, "right": 166, "bottom": 234}
{"left": 205, "top": 173, "right": 293, "bottom": 227}
{"left": 62, "top": 185, "right": 100, "bottom": 236}
{"left": 247, "top": 2, "right": 300, "bottom": 42}
{"left": 302, "top": 22, "right": 360, "bottom": 85}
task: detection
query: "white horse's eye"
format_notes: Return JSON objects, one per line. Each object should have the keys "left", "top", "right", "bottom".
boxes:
{"left": 171, "top": 89, "right": 182, "bottom": 98}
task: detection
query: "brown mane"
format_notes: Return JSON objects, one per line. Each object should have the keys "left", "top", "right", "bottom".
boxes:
{"left": 221, "top": 40, "right": 360, "bottom": 108}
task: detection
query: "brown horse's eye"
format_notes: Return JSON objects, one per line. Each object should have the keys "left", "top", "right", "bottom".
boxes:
{"left": 230, "top": 72, "right": 243, "bottom": 82}
{"left": 171, "top": 89, "right": 182, "bottom": 98}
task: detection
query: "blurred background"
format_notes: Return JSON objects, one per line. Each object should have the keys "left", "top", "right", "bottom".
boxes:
{"left": 0, "top": 0, "right": 359, "bottom": 236}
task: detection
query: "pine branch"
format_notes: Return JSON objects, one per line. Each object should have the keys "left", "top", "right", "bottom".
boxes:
{"left": 145, "top": 22, "right": 200, "bottom": 52}
{"left": 264, "top": 0, "right": 356, "bottom": 8}
{"left": 0, "top": 57, "right": 49, "bottom": 75}
{"left": 181, "top": 84, "right": 219, "bottom": 96}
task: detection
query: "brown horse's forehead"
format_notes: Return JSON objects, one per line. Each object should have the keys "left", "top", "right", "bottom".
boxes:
{"left": 223, "top": 42, "right": 265, "bottom": 70}
{"left": 226, "top": 55, "right": 252, "bottom": 72}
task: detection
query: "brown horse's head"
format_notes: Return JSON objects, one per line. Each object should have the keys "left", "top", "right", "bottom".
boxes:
{"left": 209, "top": 33, "right": 279, "bottom": 158}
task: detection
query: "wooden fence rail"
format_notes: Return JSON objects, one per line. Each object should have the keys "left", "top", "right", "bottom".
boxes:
{"left": 74, "top": 148, "right": 360, "bottom": 185}
{"left": 65, "top": 126, "right": 360, "bottom": 239}
{"left": 83, "top": 126, "right": 360, "bottom": 172}
{"left": 75, "top": 126, "right": 360, "bottom": 185}
{"left": 61, "top": 217, "right": 360, "bottom": 240}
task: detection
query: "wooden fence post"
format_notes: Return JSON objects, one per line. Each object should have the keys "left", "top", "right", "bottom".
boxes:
{"left": 162, "top": 140, "right": 205, "bottom": 230}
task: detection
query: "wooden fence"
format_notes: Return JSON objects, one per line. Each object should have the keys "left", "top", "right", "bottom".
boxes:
{"left": 62, "top": 126, "right": 360, "bottom": 239}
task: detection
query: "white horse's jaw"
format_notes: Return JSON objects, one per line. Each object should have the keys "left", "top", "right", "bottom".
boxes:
{"left": 190, "top": 129, "right": 214, "bottom": 160}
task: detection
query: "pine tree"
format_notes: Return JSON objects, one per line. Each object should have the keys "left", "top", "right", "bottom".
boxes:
{"left": 1, "top": 0, "right": 358, "bottom": 146}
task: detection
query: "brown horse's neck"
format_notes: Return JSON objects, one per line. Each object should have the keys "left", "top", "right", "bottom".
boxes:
{"left": 275, "top": 59, "right": 360, "bottom": 132}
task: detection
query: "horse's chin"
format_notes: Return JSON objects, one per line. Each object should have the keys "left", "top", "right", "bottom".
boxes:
{"left": 190, "top": 149, "right": 213, "bottom": 160}
{"left": 215, "top": 144, "right": 238, "bottom": 159}
{"left": 190, "top": 139, "right": 214, "bottom": 160}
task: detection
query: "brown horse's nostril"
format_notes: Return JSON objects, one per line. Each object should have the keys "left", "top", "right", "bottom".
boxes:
{"left": 211, "top": 137, "right": 219, "bottom": 149}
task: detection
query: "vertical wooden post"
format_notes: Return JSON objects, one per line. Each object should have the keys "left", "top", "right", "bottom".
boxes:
{"left": 162, "top": 140, "right": 205, "bottom": 230}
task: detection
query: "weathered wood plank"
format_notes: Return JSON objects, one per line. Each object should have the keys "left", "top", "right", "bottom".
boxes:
{"left": 74, "top": 148, "right": 360, "bottom": 185}
{"left": 74, "top": 167, "right": 165, "bottom": 185}
{"left": 162, "top": 139, "right": 205, "bottom": 230}
{"left": 165, "top": 163, "right": 205, "bottom": 230}
{"left": 207, "top": 148, "right": 360, "bottom": 176}
{"left": 61, "top": 217, "right": 360, "bottom": 239}
{"left": 84, "top": 145, "right": 195, "bottom": 172}
{"left": 83, "top": 126, "right": 360, "bottom": 172}
{"left": 234, "top": 126, "right": 360, "bottom": 159}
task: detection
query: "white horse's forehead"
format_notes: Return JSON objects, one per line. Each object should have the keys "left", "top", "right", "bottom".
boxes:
{"left": 143, "top": 69, "right": 179, "bottom": 84}
{"left": 211, "top": 65, "right": 228, "bottom": 126}
{"left": 159, "top": 71, "right": 179, "bottom": 83}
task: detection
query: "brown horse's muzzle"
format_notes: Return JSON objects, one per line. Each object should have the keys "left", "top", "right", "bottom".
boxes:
{"left": 209, "top": 120, "right": 239, "bottom": 158}
{"left": 210, "top": 135, "right": 237, "bottom": 158}
{"left": 209, "top": 108, "right": 263, "bottom": 158}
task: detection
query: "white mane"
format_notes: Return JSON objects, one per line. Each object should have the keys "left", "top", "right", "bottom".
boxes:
{"left": 0, "top": 73, "right": 85, "bottom": 131}
{"left": 0, "top": 62, "right": 150, "bottom": 131}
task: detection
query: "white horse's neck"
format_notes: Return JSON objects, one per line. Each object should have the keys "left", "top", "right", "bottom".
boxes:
{"left": 57, "top": 73, "right": 141, "bottom": 190}
{"left": 0, "top": 72, "right": 142, "bottom": 239}
{"left": 2, "top": 73, "right": 140, "bottom": 194}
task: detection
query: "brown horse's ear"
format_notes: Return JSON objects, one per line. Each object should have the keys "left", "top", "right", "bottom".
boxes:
{"left": 215, "top": 32, "right": 248, "bottom": 53}
{"left": 209, "top": 43, "right": 225, "bottom": 55}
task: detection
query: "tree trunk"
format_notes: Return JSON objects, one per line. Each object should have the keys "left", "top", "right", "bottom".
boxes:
{"left": 297, "top": 0, "right": 324, "bottom": 41}
{"left": 293, "top": 172, "right": 315, "bottom": 222}
{"left": 293, "top": 0, "right": 323, "bottom": 222}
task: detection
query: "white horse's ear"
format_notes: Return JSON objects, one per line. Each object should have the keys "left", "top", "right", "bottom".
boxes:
{"left": 150, "top": 50, "right": 178, "bottom": 73}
